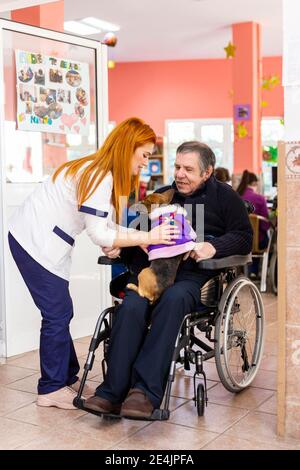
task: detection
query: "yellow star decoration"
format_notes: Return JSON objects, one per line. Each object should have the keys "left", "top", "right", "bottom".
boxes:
{"left": 261, "top": 100, "right": 268, "bottom": 108}
{"left": 236, "top": 122, "right": 248, "bottom": 139}
{"left": 262, "top": 75, "right": 280, "bottom": 90}
{"left": 108, "top": 60, "right": 116, "bottom": 69}
{"left": 224, "top": 41, "right": 236, "bottom": 59}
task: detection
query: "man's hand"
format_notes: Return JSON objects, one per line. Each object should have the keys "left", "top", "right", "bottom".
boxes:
{"left": 101, "top": 246, "right": 121, "bottom": 259}
{"left": 189, "top": 242, "right": 216, "bottom": 262}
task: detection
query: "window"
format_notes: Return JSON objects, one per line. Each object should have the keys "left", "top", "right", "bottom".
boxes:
{"left": 261, "top": 117, "right": 284, "bottom": 197}
{"left": 165, "top": 119, "right": 233, "bottom": 183}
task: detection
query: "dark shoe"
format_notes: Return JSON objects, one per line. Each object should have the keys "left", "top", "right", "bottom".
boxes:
{"left": 84, "top": 395, "right": 121, "bottom": 415}
{"left": 121, "top": 388, "right": 154, "bottom": 418}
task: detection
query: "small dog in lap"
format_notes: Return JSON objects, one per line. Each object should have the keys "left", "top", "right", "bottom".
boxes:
{"left": 127, "top": 189, "right": 196, "bottom": 303}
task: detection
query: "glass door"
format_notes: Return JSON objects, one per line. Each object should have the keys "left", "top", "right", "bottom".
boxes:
{"left": 0, "top": 19, "right": 108, "bottom": 356}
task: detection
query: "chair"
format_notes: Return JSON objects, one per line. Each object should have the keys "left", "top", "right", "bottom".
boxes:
{"left": 248, "top": 214, "right": 274, "bottom": 292}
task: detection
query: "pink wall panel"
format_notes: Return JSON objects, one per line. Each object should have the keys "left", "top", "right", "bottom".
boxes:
{"left": 108, "top": 57, "right": 283, "bottom": 136}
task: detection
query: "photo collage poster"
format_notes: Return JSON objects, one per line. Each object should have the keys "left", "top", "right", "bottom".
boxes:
{"left": 15, "top": 50, "right": 90, "bottom": 135}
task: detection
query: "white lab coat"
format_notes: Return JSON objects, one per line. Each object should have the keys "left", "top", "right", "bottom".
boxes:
{"left": 9, "top": 169, "right": 119, "bottom": 280}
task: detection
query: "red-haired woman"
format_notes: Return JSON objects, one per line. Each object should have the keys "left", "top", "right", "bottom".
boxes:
{"left": 8, "top": 117, "right": 178, "bottom": 409}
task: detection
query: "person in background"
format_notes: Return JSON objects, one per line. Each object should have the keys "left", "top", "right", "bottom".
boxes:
{"left": 236, "top": 169, "right": 270, "bottom": 276}
{"left": 8, "top": 117, "right": 178, "bottom": 410}
{"left": 214, "top": 167, "right": 231, "bottom": 184}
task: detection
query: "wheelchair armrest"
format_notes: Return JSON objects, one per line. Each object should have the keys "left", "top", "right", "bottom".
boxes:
{"left": 198, "top": 254, "right": 252, "bottom": 270}
{"left": 98, "top": 256, "right": 123, "bottom": 265}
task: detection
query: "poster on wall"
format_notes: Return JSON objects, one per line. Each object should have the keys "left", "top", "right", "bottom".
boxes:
{"left": 15, "top": 50, "right": 90, "bottom": 135}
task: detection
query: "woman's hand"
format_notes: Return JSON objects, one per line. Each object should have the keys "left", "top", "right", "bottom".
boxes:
{"left": 147, "top": 222, "right": 180, "bottom": 245}
{"left": 101, "top": 246, "right": 121, "bottom": 259}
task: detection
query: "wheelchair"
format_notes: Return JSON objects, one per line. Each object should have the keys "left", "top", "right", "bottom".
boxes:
{"left": 74, "top": 253, "right": 265, "bottom": 421}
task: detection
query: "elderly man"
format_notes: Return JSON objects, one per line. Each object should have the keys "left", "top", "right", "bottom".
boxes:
{"left": 85, "top": 141, "right": 253, "bottom": 418}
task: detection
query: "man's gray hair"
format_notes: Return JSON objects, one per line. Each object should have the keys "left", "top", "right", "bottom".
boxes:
{"left": 176, "top": 141, "right": 216, "bottom": 173}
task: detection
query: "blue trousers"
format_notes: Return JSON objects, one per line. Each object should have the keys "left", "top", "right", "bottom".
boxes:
{"left": 96, "top": 270, "right": 214, "bottom": 409}
{"left": 8, "top": 233, "right": 79, "bottom": 394}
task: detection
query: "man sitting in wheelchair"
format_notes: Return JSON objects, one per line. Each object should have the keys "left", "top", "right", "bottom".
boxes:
{"left": 84, "top": 141, "right": 253, "bottom": 419}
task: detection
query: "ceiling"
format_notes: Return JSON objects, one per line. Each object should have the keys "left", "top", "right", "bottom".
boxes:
{"left": 1, "top": 0, "right": 283, "bottom": 62}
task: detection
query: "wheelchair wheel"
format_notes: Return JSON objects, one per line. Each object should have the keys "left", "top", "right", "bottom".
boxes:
{"left": 215, "top": 275, "right": 265, "bottom": 393}
{"left": 196, "top": 384, "right": 205, "bottom": 417}
{"left": 269, "top": 252, "right": 277, "bottom": 295}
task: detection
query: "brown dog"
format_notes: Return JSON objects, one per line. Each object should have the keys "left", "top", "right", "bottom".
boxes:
{"left": 127, "top": 189, "right": 196, "bottom": 304}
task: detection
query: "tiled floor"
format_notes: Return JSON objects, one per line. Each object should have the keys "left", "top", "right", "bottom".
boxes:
{"left": 1, "top": 293, "right": 299, "bottom": 450}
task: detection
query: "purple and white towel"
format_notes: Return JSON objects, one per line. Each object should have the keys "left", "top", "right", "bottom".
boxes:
{"left": 148, "top": 205, "right": 197, "bottom": 261}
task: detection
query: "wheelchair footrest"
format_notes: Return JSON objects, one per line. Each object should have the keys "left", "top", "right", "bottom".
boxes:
{"left": 73, "top": 397, "right": 169, "bottom": 421}
{"left": 73, "top": 397, "right": 122, "bottom": 420}
{"left": 122, "top": 408, "right": 170, "bottom": 421}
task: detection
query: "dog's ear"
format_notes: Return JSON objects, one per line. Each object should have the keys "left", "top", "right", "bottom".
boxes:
{"left": 143, "top": 188, "right": 175, "bottom": 207}
{"left": 158, "top": 188, "right": 175, "bottom": 205}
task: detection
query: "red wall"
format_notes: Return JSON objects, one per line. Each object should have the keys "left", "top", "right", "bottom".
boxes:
{"left": 108, "top": 57, "right": 283, "bottom": 136}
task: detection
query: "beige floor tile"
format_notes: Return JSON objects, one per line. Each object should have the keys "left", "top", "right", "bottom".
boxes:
{"left": 7, "top": 350, "right": 40, "bottom": 370}
{"left": 74, "top": 341, "right": 90, "bottom": 358}
{"left": 88, "top": 373, "right": 103, "bottom": 384}
{"left": 169, "top": 399, "right": 248, "bottom": 433}
{"left": 265, "top": 326, "right": 278, "bottom": 343}
{"left": 74, "top": 336, "right": 92, "bottom": 344}
{"left": 0, "top": 386, "right": 35, "bottom": 416}
{"left": 5, "top": 352, "right": 27, "bottom": 363}
{"left": 5, "top": 402, "right": 86, "bottom": 428}
{"left": 251, "top": 369, "right": 277, "bottom": 390}
{"left": 207, "top": 383, "right": 274, "bottom": 410}
{"left": 261, "top": 293, "right": 277, "bottom": 306}
{"left": 18, "top": 428, "right": 110, "bottom": 450}
{"left": 202, "top": 434, "right": 299, "bottom": 450}
{"left": 263, "top": 341, "right": 278, "bottom": 355}
{"left": 113, "top": 421, "right": 218, "bottom": 450}
{"left": 225, "top": 411, "right": 300, "bottom": 448}
{"left": 0, "top": 417, "right": 41, "bottom": 450}
{"left": 0, "top": 364, "right": 37, "bottom": 386}
{"left": 260, "top": 354, "right": 277, "bottom": 372}
{"left": 6, "top": 373, "right": 39, "bottom": 394}
{"left": 170, "top": 374, "right": 217, "bottom": 400}
{"left": 162, "top": 396, "right": 189, "bottom": 412}
{"left": 43, "top": 412, "right": 150, "bottom": 449}
{"left": 177, "top": 361, "right": 221, "bottom": 382}
{"left": 264, "top": 306, "right": 278, "bottom": 324}
{"left": 256, "top": 393, "right": 277, "bottom": 414}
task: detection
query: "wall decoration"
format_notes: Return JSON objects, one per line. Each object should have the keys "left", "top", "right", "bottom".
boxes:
{"left": 15, "top": 50, "right": 90, "bottom": 135}
{"left": 149, "top": 160, "right": 162, "bottom": 175}
{"left": 236, "top": 122, "right": 248, "bottom": 139}
{"left": 285, "top": 143, "right": 300, "bottom": 178}
{"left": 263, "top": 146, "right": 278, "bottom": 162}
{"left": 234, "top": 104, "right": 251, "bottom": 121}
{"left": 108, "top": 60, "right": 116, "bottom": 69}
{"left": 262, "top": 75, "right": 280, "bottom": 90}
{"left": 224, "top": 41, "right": 236, "bottom": 59}
{"left": 261, "top": 100, "right": 268, "bottom": 108}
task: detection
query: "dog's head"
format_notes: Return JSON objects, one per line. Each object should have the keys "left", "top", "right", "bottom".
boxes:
{"left": 131, "top": 188, "right": 175, "bottom": 215}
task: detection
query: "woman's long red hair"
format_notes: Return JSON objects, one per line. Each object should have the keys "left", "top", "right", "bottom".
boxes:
{"left": 53, "top": 117, "right": 156, "bottom": 221}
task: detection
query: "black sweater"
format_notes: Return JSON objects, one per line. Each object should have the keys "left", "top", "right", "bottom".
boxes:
{"left": 121, "top": 176, "right": 253, "bottom": 275}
